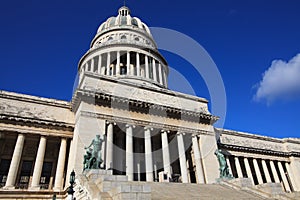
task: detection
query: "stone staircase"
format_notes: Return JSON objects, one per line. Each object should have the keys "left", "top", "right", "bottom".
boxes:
{"left": 74, "top": 170, "right": 298, "bottom": 200}
{"left": 149, "top": 182, "right": 266, "bottom": 200}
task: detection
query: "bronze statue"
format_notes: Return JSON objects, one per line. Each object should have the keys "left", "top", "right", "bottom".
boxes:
{"left": 214, "top": 149, "right": 233, "bottom": 179}
{"left": 83, "top": 135, "right": 104, "bottom": 170}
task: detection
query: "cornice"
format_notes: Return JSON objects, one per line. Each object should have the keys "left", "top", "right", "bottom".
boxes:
{"left": 217, "top": 128, "right": 284, "bottom": 144}
{"left": 0, "top": 90, "right": 71, "bottom": 109}
{"left": 219, "top": 143, "right": 300, "bottom": 157}
{"left": 0, "top": 114, "right": 74, "bottom": 131}
{"left": 80, "top": 111, "right": 213, "bottom": 135}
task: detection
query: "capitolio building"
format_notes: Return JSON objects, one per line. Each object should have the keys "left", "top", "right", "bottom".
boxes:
{"left": 0, "top": 6, "right": 300, "bottom": 200}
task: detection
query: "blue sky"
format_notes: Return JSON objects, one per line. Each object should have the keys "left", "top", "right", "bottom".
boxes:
{"left": 1, "top": 0, "right": 300, "bottom": 138}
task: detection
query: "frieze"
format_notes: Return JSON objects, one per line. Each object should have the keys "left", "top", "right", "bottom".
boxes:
{"left": 80, "top": 111, "right": 213, "bottom": 136}
{"left": 221, "top": 135, "right": 283, "bottom": 152}
{"left": 0, "top": 102, "right": 56, "bottom": 121}
{"left": 72, "top": 89, "right": 217, "bottom": 124}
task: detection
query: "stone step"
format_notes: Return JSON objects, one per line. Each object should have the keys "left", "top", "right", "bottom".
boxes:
{"left": 148, "top": 182, "right": 266, "bottom": 200}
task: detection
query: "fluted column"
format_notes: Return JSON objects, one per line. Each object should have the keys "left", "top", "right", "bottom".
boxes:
{"left": 278, "top": 161, "right": 291, "bottom": 192}
{"left": 53, "top": 138, "right": 67, "bottom": 191}
{"left": 136, "top": 52, "right": 140, "bottom": 76}
{"left": 31, "top": 136, "right": 47, "bottom": 189}
{"left": 106, "top": 122, "right": 114, "bottom": 170}
{"left": 5, "top": 134, "right": 25, "bottom": 188}
{"left": 145, "top": 55, "right": 149, "bottom": 78}
{"left": 152, "top": 58, "right": 157, "bottom": 81}
{"left": 126, "top": 124, "right": 134, "bottom": 181}
{"left": 192, "top": 135, "right": 205, "bottom": 183}
{"left": 261, "top": 160, "right": 272, "bottom": 183}
{"left": 144, "top": 127, "right": 153, "bottom": 182}
{"left": 244, "top": 157, "right": 254, "bottom": 184}
{"left": 253, "top": 159, "right": 263, "bottom": 184}
{"left": 126, "top": 51, "right": 130, "bottom": 75}
{"left": 106, "top": 52, "right": 111, "bottom": 75}
{"left": 270, "top": 160, "right": 280, "bottom": 183}
{"left": 177, "top": 132, "right": 188, "bottom": 183}
{"left": 161, "top": 130, "right": 171, "bottom": 177}
{"left": 116, "top": 51, "right": 120, "bottom": 75}
{"left": 234, "top": 157, "right": 243, "bottom": 178}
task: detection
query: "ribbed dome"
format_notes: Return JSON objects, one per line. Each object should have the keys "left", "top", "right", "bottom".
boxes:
{"left": 78, "top": 6, "right": 169, "bottom": 89}
{"left": 97, "top": 6, "right": 152, "bottom": 36}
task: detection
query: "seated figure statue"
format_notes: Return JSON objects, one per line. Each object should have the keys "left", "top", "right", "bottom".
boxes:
{"left": 214, "top": 149, "right": 233, "bottom": 180}
{"left": 83, "top": 135, "right": 104, "bottom": 170}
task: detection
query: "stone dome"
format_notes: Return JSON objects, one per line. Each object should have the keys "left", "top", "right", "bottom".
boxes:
{"left": 97, "top": 6, "right": 152, "bottom": 36}
{"left": 78, "top": 6, "right": 169, "bottom": 89}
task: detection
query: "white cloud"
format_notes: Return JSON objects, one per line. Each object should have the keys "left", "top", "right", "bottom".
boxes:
{"left": 254, "top": 53, "right": 300, "bottom": 104}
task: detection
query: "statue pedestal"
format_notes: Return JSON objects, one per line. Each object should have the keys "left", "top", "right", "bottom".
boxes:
{"left": 227, "top": 178, "right": 254, "bottom": 188}
{"left": 83, "top": 169, "right": 113, "bottom": 181}
{"left": 216, "top": 176, "right": 234, "bottom": 183}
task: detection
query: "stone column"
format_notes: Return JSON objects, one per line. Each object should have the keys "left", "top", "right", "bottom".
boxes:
{"left": 161, "top": 130, "right": 171, "bottom": 177}
{"left": 106, "top": 52, "right": 111, "bottom": 75}
{"left": 127, "top": 51, "right": 130, "bottom": 75}
{"left": 177, "top": 132, "right": 188, "bottom": 183}
{"left": 163, "top": 68, "right": 167, "bottom": 87}
{"left": 270, "top": 160, "right": 280, "bottom": 183}
{"left": 192, "top": 135, "right": 205, "bottom": 183}
{"left": 116, "top": 51, "right": 120, "bottom": 75}
{"left": 145, "top": 55, "right": 149, "bottom": 78}
{"left": 253, "top": 159, "right": 263, "bottom": 184}
{"left": 136, "top": 52, "right": 140, "bottom": 76}
{"left": 106, "top": 122, "right": 114, "bottom": 170}
{"left": 261, "top": 160, "right": 272, "bottom": 183}
{"left": 285, "top": 162, "right": 297, "bottom": 192}
{"left": 4, "top": 134, "right": 25, "bottom": 188}
{"left": 226, "top": 157, "right": 233, "bottom": 175}
{"left": 91, "top": 58, "right": 95, "bottom": 72}
{"left": 244, "top": 157, "right": 254, "bottom": 184}
{"left": 98, "top": 55, "right": 102, "bottom": 74}
{"left": 234, "top": 156, "right": 243, "bottom": 178}
{"left": 30, "top": 136, "right": 47, "bottom": 189}
{"left": 158, "top": 63, "right": 163, "bottom": 84}
{"left": 53, "top": 138, "right": 67, "bottom": 191}
{"left": 278, "top": 161, "right": 291, "bottom": 192}
{"left": 144, "top": 127, "right": 153, "bottom": 182}
{"left": 152, "top": 58, "right": 157, "bottom": 81}
{"left": 126, "top": 124, "right": 134, "bottom": 181}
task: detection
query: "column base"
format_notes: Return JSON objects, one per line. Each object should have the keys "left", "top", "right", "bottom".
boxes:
{"left": 28, "top": 186, "right": 41, "bottom": 191}
{"left": 2, "top": 186, "right": 15, "bottom": 190}
{"left": 53, "top": 187, "right": 63, "bottom": 192}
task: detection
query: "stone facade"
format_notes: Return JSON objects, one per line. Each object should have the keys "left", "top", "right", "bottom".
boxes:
{"left": 0, "top": 5, "right": 300, "bottom": 200}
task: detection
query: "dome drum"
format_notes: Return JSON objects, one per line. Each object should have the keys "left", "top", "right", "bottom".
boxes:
{"left": 79, "top": 48, "right": 168, "bottom": 88}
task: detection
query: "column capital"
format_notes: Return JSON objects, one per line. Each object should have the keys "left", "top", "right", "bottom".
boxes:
{"left": 144, "top": 126, "right": 153, "bottom": 131}
{"left": 161, "top": 130, "right": 170, "bottom": 133}
{"left": 106, "top": 121, "right": 116, "bottom": 125}
{"left": 125, "top": 124, "right": 135, "bottom": 128}
{"left": 177, "top": 132, "right": 185, "bottom": 136}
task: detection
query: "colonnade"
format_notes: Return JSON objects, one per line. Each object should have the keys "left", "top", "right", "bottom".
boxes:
{"left": 105, "top": 122, "right": 205, "bottom": 184}
{"left": 228, "top": 155, "right": 295, "bottom": 192}
{"left": 3, "top": 134, "right": 68, "bottom": 191}
{"left": 82, "top": 51, "right": 167, "bottom": 86}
